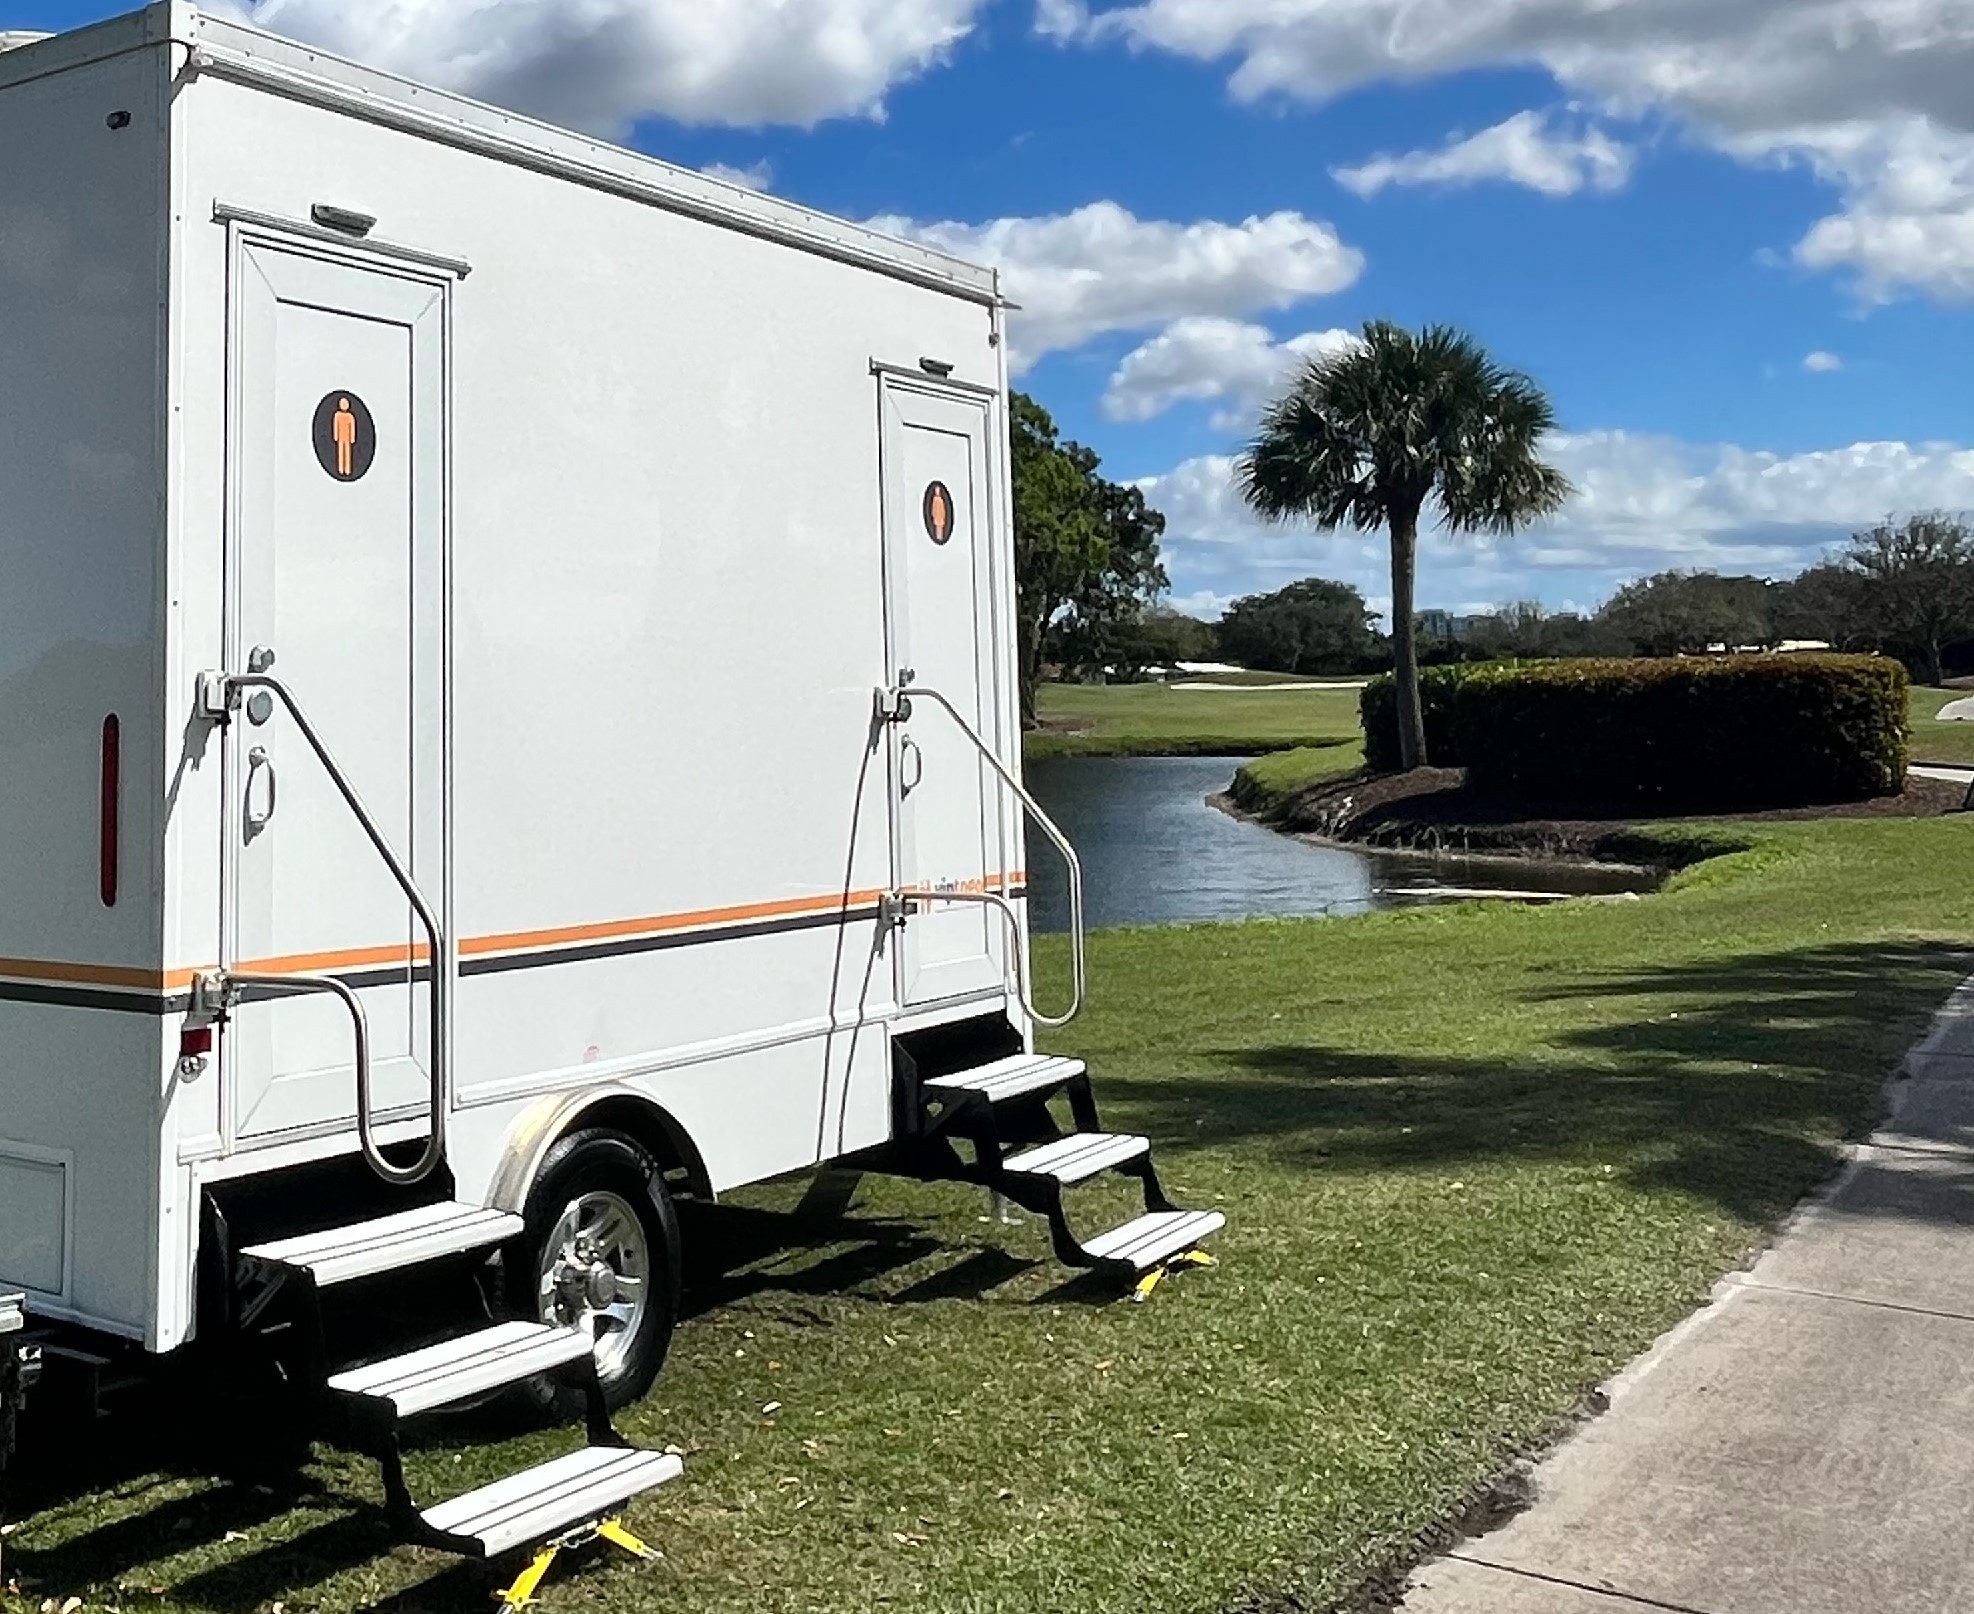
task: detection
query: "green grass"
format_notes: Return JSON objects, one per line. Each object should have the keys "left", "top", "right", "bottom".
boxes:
{"left": 1028, "top": 680, "right": 1365, "bottom": 758}
{"left": 1230, "top": 744, "right": 1367, "bottom": 812}
{"left": 13, "top": 817, "right": 1974, "bottom": 1613}
{"left": 1909, "top": 686, "right": 1974, "bottom": 764}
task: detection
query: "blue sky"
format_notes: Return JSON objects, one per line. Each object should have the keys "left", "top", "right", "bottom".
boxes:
{"left": 9, "top": 0, "right": 1974, "bottom": 622}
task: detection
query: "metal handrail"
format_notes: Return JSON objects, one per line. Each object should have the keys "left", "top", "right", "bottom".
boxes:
{"left": 887, "top": 682, "right": 1086, "bottom": 1027}
{"left": 200, "top": 669, "right": 446, "bottom": 1185}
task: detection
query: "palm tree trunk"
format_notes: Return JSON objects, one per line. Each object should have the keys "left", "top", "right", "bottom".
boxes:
{"left": 1388, "top": 510, "right": 1427, "bottom": 770}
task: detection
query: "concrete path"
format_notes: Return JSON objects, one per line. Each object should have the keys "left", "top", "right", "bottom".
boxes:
{"left": 1912, "top": 763, "right": 1973, "bottom": 785}
{"left": 1399, "top": 977, "right": 1974, "bottom": 1614}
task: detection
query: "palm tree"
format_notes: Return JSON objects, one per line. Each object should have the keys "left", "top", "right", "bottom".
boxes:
{"left": 1237, "top": 322, "right": 1570, "bottom": 771}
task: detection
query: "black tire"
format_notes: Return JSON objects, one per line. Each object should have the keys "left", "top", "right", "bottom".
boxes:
{"left": 505, "top": 1127, "right": 680, "bottom": 1413}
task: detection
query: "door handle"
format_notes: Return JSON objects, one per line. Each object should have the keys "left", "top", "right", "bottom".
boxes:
{"left": 900, "top": 736, "right": 924, "bottom": 797}
{"left": 245, "top": 745, "right": 278, "bottom": 835}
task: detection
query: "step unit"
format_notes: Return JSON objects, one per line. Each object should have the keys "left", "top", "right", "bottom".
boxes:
{"left": 1081, "top": 1210, "right": 1228, "bottom": 1275}
{"left": 896, "top": 1050, "right": 1224, "bottom": 1281}
{"left": 419, "top": 1445, "right": 684, "bottom": 1558}
{"left": 240, "top": 1201, "right": 523, "bottom": 1289}
{"left": 329, "top": 1320, "right": 594, "bottom": 1421}
{"left": 924, "top": 1052, "right": 1089, "bottom": 1108}
{"left": 232, "top": 1200, "right": 681, "bottom": 1566}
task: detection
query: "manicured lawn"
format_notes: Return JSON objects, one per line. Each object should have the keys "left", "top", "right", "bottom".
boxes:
{"left": 1232, "top": 743, "right": 1368, "bottom": 807}
{"left": 1028, "top": 680, "right": 1365, "bottom": 758}
{"left": 14, "top": 816, "right": 1974, "bottom": 1613}
{"left": 1909, "top": 686, "right": 1974, "bottom": 764}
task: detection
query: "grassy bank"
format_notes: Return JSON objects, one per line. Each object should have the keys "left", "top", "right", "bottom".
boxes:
{"left": 1027, "top": 680, "right": 1364, "bottom": 759}
{"left": 1911, "top": 686, "right": 1974, "bottom": 764}
{"left": 13, "top": 818, "right": 1974, "bottom": 1613}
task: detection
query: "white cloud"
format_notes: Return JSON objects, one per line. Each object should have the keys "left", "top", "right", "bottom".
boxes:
{"left": 700, "top": 159, "right": 773, "bottom": 192}
{"left": 224, "top": 0, "right": 985, "bottom": 134}
{"left": 1050, "top": 0, "right": 1974, "bottom": 302}
{"left": 1803, "top": 350, "right": 1844, "bottom": 373}
{"left": 1334, "top": 110, "right": 1634, "bottom": 198}
{"left": 1101, "top": 317, "right": 1356, "bottom": 424}
{"left": 869, "top": 202, "right": 1364, "bottom": 371}
{"left": 1130, "top": 431, "right": 1974, "bottom": 613}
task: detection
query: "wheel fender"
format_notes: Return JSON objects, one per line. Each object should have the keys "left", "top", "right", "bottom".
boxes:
{"left": 487, "top": 1085, "right": 710, "bottom": 1216}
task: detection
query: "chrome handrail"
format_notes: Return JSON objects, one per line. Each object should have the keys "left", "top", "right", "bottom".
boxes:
{"left": 885, "top": 682, "right": 1086, "bottom": 1027}
{"left": 198, "top": 669, "right": 446, "bottom": 1185}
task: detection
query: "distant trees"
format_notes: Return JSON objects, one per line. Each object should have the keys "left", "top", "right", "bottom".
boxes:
{"left": 1071, "top": 606, "right": 1217, "bottom": 681}
{"left": 1216, "top": 579, "right": 1380, "bottom": 676}
{"left": 1599, "top": 571, "right": 1778, "bottom": 657}
{"left": 1462, "top": 601, "right": 1627, "bottom": 661}
{"left": 1840, "top": 513, "right": 1974, "bottom": 685}
{"left": 1011, "top": 393, "right": 1168, "bottom": 722}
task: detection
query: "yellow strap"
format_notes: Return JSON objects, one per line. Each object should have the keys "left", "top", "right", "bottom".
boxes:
{"left": 498, "top": 1545, "right": 559, "bottom": 1611}
{"left": 1132, "top": 1247, "right": 1218, "bottom": 1302}
{"left": 596, "top": 1518, "right": 660, "bottom": 1562}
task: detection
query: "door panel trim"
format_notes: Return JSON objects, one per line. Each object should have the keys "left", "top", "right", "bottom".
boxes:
{"left": 218, "top": 221, "right": 457, "bottom": 1154}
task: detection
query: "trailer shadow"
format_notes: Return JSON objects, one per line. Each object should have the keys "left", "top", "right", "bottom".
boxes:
{"left": 1093, "top": 938, "right": 1974, "bottom": 1228}
{"left": 674, "top": 1199, "right": 1045, "bottom": 1318}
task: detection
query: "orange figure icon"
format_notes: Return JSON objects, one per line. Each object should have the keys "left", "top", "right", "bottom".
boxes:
{"left": 925, "top": 481, "right": 953, "bottom": 543}
{"left": 332, "top": 396, "right": 357, "bottom": 478}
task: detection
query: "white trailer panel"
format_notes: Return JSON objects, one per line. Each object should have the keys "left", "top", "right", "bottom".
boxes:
{"left": 1, "top": 5, "right": 1028, "bottom": 1350}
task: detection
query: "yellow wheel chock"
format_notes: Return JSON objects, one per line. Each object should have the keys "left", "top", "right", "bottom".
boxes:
{"left": 497, "top": 1515, "right": 659, "bottom": 1610}
{"left": 1132, "top": 1247, "right": 1217, "bottom": 1302}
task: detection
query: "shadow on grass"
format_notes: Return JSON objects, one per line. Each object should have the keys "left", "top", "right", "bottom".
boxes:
{"left": 1098, "top": 940, "right": 1974, "bottom": 1225}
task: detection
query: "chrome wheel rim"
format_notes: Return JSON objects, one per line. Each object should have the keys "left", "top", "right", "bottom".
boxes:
{"left": 536, "top": 1189, "right": 650, "bottom": 1383}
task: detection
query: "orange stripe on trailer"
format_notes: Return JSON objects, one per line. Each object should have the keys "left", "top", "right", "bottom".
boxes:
{"left": 4, "top": 872, "right": 1031, "bottom": 996}
{"left": 0, "top": 956, "right": 190, "bottom": 992}
{"left": 459, "top": 885, "right": 896, "bottom": 959}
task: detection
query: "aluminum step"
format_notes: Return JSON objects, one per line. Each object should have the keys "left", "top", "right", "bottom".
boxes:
{"left": 1080, "top": 1210, "right": 1226, "bottom": 1273}
{"left": 1002, "top": 1132, "right": 1149, "bottom": 1185}
{"left": 240, "top": 1201, "right": 523, "bottom": 1288}
{"left": 329, "top": 1321, "right": 592, "bottom": 1419}
{"left": 925, "top": 1053, "right": 1085, "bottom": 1105}
{"left": 421, "top": 1445, "right": 683, "bottom": 1559}
{"left": 0, "top": 1294, "right": 22, "bottom": 1335}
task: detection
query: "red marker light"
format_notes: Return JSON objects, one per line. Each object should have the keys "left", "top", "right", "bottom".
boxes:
{"left": 179, "top": 1026, "right": 214, "bottom": 1059}
{"left": 100, "top": 714, "right": 121, "bottom": 908}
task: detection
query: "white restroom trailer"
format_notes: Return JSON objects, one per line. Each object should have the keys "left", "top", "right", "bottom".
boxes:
{"left": 0, "top": 3, "right": 1220, "bottom": 1565}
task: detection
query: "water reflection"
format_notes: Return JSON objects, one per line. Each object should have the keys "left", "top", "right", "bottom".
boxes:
{"left": 1023, "top": 755, "right": 1655, "bottom": 934}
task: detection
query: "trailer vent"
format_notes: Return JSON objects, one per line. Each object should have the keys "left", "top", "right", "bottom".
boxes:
{"left": 311, "top": 203, "right": 377, "bottom": 238}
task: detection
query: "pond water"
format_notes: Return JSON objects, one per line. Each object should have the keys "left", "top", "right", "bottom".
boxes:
{"left": 1023, "top": 755, "right": 1656, "bottom": 934}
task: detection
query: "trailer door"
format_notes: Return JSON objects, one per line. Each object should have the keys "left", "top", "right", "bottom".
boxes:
{"left": 879, "top": 375, "right": 1010, "bottom": 1007}
{"left": 221, "top": 234, "right": 449, "bottom": 1146}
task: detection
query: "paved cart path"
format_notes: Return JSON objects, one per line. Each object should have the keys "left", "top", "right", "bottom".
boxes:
{"left": 1399, "top": 976, "right": 1974, "bottom": 1614}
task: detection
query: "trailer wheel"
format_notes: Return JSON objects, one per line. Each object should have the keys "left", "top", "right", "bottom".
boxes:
{"left": 507, "top": 1127, "right": 680, "bottom": 1413}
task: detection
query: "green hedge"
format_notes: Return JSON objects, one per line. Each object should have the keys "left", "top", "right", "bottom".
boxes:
{"left": 1360, "top": 664, "right": 1490, "bottom": 770}
{"left": 1454, "top": 655, "right": 1908, "bottom": 807}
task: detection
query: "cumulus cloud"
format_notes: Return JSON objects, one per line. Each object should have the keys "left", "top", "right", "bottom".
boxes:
{"left": 1050, "top": 0, "right": 1974, "bottom": 301}
{"left": 1334, "top": 110, "right": 1634, "bottom": 198}
{"left": 870, "top": 203, "right": 1364, "bottom": 371}
{"left": 700, "top": 159, "right": 773, "bottom": 191}
{"left": 1101, "top": 317, "right": 1356, "bottom": 424}
{"left": 224, "top": 0, "right": 986, "bottom": 134}
{"left": 1803, "top": 350, "right": 1844, "bottom": 373}
{"left": 1130, "top": 431, "right": 1974, "bottom": 613}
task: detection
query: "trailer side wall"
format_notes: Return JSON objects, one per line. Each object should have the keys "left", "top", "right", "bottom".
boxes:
{"left": 0, "top": 45, "right": 172, "bottom": 1339}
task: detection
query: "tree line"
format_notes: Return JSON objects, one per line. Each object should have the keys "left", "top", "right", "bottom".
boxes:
{"left": 1156, "top": 511, "right": 1974, "bottom": 686}
{"left": 1012, "top": 330, "right": 1974, "bottom": 755}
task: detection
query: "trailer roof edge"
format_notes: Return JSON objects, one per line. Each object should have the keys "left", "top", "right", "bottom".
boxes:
{"left": 1, "top": 3, "right": 1004, "bottom": 309}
